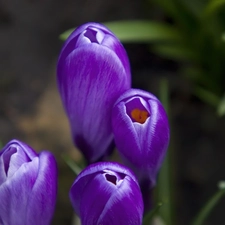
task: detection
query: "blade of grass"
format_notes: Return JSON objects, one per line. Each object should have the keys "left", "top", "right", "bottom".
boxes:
{"left": 192, "top": 181, "right": 225, "bottom": 225}
{"left": 61, "top": 153, "right": 82, "bottom": 175}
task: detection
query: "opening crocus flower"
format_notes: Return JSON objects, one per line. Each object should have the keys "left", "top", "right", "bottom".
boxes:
{"left": 112, "top": 89, "right": 170, "bottom": 188}
{"left": 70, "top": 162, "right": 144, "bottom": 225}
{"left": 57, "top": 22, "right": 131, "bottom": 163}
{"left": 0, "top": 139, "right": 57, "bottom": 225}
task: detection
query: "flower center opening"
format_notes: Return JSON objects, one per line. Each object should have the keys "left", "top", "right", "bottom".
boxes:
{"left": 125, "top": 97, "right": 150, "bottom": 124}
{"left": 84, "top": 28, "right": 98, "bottom": 43}
{"left": 105, "top": 174, "right": 117, "bottom": 185}
{"left": 131, "top": 108, "right": 149, "bottom": 124}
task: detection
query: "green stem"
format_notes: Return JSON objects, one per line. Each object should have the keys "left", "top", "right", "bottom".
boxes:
{"left": 192, "top": 181, "right": 225, "bottom": 225}
{"left": 157, "top": 78, "right": 175, "bottom": 225}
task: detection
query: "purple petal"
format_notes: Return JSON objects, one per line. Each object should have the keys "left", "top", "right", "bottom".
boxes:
{"left": 7, "top": 147, "right": 31, "bottom": 178}
{"left": 58, "top": 43, "right": 131, "bottom": 162}
{"left": 0, "top": 157, "right": 6, "bottom": 184}
{"left": 0, "top": 157, "right": 39, "bottom": 225}
{"left": 100, "top": 33, "right": 130, "bottom": 80}
{"left": 26, "top": 151, "right": 57, "bottom": 225}
{"left": 97, "top": 176, "right": 143, "bottom": 225}
{"left": 0, "top": 139, "right": 37, "bottom": 159}
{"left": 79, "top": 173, "right": 117, "bottom": 224}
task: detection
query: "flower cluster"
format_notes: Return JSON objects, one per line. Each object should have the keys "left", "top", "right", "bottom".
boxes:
{"left": 0, "top": 22, "right": 170, "bottom": 225}
{"left": 57, "top": 22, "right": 170, "bottom": 225}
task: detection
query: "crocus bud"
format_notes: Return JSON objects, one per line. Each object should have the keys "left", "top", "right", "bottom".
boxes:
{"left": 70, "top": 162, "right": 144, "bottom": 225}
{"left": 57, "top": 22, "right": 131, "bottom": 163}
{"left": 0, "top": 139, "right": 57, "bottom": 225}
{"left": 112, "top": 89, "right": 170, "bottom": 188}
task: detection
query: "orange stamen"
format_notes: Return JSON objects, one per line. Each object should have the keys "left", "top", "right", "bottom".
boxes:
{"left": 131, "top": 108, "right": 149, "bottom": 124}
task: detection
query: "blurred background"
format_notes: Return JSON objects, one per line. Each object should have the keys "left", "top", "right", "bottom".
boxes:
{"left": 0, "top": 0, "right": 225, "bottom": 224}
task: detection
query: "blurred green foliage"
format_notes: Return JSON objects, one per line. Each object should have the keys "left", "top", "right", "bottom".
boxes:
{"left": 146, "top": 0, "right": 225, "bottom": 116}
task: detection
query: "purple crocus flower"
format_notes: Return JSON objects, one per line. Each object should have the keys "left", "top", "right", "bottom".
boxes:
{"left": 0, "top": 139, "right": 57, "bottom": 225}
{"left": 70, "top": 162, "right": 143, "bottom": 225}
{"left": 57, "top": 22, "right": 131, "bottom": 163}
{"left": 112, "top": 88, "right": 170, "bottom": 188}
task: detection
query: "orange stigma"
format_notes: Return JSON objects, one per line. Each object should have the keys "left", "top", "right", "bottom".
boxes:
{"left": 131, "top": 108, "right": 149, "bottom": 124}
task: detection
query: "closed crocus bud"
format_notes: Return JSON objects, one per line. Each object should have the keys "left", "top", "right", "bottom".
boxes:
{"left": 57, "top": 22, "right": 131, "bottom": 163}
{"left": 70, "top": 162, "right": 143, "bottom": 225}
{"left": 112, "top": 89, "right": 170, "bottom": 188}
{"left": 0, "top": 139, "right": 57, "bottom": 225}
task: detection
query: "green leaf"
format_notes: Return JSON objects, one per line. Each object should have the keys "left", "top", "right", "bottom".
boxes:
{"left": 192, "top": 181, "right": 225, "bottom": 225}
{"left": 104, "top": 20, "right": 181, "bottom": 43}
{"left": 60, "top": 20, "right": 182, "bottom": 43}
{"left": 217, "top": 93, "right": 225, "bottom": 116}
{"left": 61, "top": 153, "right": 82, "bottom": 175}
{"left": 152, "top": 44, "right": 197, "bottom": 61}
{"left": 60, "top": 29, "right": 74, "bottom": 41}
